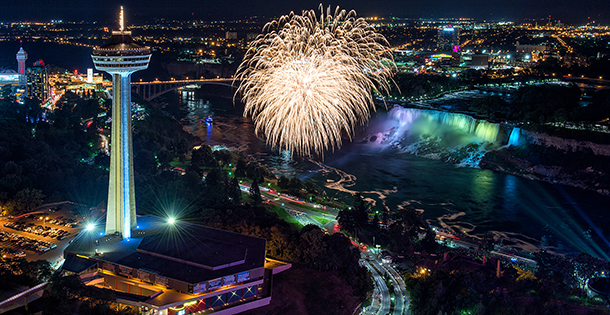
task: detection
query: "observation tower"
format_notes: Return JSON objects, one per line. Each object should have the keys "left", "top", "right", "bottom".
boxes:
{"left": 16, "top": 44, "right": 27, "bottom": 75}
{"left": 92, "top": 7, "right": 151, "bottom": 239}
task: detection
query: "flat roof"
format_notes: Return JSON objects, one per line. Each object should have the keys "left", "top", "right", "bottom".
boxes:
{"left": 62, "top": 254, "right": 97, "bottom": 273}
{"left": 63, "top": 215, "right": 266, "bottom": 284}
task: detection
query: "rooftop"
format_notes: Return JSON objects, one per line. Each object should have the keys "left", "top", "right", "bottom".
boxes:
{"left": 93, "top": 32, "right": 151, "bottom": 56}
{"left": 63, "top": 215, "right": 266, "bottom": 285}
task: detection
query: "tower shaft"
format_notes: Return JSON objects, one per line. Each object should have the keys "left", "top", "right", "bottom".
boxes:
{"left": 106, "top": 73, "right": 137, "bottom": 238}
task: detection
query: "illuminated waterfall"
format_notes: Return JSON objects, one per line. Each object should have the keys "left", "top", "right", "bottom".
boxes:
{"left": 508, "top": 127, "right": 521, "bottom": 146}
{"left": 389, "top": 106, "right": 500, "bottom": 143}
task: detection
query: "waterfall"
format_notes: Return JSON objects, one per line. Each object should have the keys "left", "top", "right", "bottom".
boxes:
{"left": 388, "top": 106, "right": 500, "bottom": 143}
{"left": 508, "top": 127, "right": 521, "bottom": 146}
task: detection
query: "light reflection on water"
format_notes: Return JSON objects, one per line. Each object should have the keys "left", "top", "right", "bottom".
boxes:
{"left": 177, "top": 90, "right": 610, "bottom": 260}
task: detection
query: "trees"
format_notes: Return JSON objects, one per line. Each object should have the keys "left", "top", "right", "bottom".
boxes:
{"left": 3, "top": 188, "right": 45, "bottom": 215}
{"left": 0, "top": 258, "right": 51, "bottom": 289}
{"left": 249, "top": 178, "right": 262, "bottom": 206}
{"left": 228, "top": 177, "right": 242, "bottom": 204}
{"left": 469, "top": 95, "right": 508, "bottom": 120}
{"left": 299, "top": 225, "right": 328, "bottom": 269}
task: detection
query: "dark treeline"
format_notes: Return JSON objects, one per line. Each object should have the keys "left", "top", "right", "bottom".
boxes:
{"left": 0, "top": 88, "right": 109, "bottom": 214}
{"left": 469, "top": 84, "right": 610, "bottom": 124}
{"left": 389, "top": 73, "right": 464, "bottom": 100}
{"left": 405, "top": 250, "right": 610, "bottom": 315}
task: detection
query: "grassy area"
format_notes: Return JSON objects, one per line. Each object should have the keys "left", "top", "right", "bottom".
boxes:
{"left": 268, "top": 206, "right": 302, "bottom": 230}
{"left": 312, "top": 216, "right": 331, "bottom": 225}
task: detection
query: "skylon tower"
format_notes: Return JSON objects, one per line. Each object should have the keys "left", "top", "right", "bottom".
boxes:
{"left": 16, "top": 43, "right": 27, "bottom": 89}
{"left": 16, "top": 44, "right": 27, "bottom": 75}
{"left": 92, "top": 7, "right": 151, "bottom": 239}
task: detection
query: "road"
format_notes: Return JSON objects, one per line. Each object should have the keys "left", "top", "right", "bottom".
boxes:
{"left": 239, "top": 183, "right": 339, "bottom": 232}
{"left": 359, "top": 249, "right": 410, "bottom": 315}
{"left": 361, "top": 258, "right": 390, "bottom": 315}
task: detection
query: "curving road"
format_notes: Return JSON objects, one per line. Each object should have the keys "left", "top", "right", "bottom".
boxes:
{"left": 361, "top": 258, "right": 391, "bottom": 315}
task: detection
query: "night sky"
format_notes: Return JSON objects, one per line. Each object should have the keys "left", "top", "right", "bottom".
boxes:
{"left": 3, "top": 0, "right": 610, "bottom": 24}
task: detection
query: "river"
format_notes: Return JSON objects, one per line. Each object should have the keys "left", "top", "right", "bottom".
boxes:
{"left": 176, "top": 88, "right": 610, "bottom": 261}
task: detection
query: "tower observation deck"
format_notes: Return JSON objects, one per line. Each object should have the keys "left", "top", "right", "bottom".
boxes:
{"left": 92, "top": 7, "right": 151, "bottom": 239}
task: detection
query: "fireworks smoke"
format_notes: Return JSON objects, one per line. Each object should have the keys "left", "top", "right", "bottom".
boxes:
{"left": 235, "top": 5, "right": 395, "bottom": 157}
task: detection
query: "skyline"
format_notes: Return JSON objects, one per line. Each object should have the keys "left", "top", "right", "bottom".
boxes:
{"left": 5, "top": 0, "right": 610, "bottom": 25}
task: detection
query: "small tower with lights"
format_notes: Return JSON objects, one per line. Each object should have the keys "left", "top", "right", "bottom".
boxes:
{"left": 92, "top": 7, "right": 151, "bottom": 239}
{"left": 16, "top": 43, "right": 27, "bottom": 88}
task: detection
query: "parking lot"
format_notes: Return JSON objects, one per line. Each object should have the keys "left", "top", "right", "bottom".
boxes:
{"left": 0, "top": 202, "right": 85, "bottom": 263}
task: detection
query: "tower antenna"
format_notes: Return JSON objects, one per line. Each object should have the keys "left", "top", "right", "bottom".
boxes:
{"left": 119, "top": 6, "right": 124, "bottom": 32}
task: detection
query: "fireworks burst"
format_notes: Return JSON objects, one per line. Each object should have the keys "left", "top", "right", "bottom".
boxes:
{"left": 235, "top": 5, "right": 395, "bottom": 157}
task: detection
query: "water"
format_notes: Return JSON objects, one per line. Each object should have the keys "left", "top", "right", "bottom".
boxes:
{"left": 178, "top": 88, "right": 610, "bottom": 260}
{"left": 508, "top": 127, "right": 521, "bottom": 146}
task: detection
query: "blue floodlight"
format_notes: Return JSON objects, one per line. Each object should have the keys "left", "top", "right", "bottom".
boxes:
{"left": 86, "top": 223, "right": 95, "bottom": 231}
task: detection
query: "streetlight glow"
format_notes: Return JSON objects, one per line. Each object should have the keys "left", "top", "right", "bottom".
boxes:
{"left": 86, "top": 223, "right": 95, "bottom": 231}
{"left": 168, "top": 217, "right": 176, "bottom": 225}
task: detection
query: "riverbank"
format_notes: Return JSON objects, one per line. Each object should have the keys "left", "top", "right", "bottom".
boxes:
{"left": 481, "top": 128, "right": 610, "bottom": 196}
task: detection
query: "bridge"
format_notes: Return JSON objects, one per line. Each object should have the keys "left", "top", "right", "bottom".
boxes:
{"left": 102, "top": 78, "right": 236, "bottom": 101}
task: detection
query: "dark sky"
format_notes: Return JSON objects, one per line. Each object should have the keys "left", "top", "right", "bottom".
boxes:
{"left": 3, "top": 0, "right": 609, "bottom": 24}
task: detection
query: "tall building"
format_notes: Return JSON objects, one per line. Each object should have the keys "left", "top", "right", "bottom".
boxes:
{"left": 27, "top": 60, "right": 49, "bottom": 101}
{"left": 92, "top": 7, "right": 151, "bottom": 239}
{"left": 16, "top": 45, "right": 27, "bottom": 88}
{"left": 16, "top": 45, "right": 27, "bottom": 75}
{"left": 437, "top": 26, "right": 460, "bottom": 52}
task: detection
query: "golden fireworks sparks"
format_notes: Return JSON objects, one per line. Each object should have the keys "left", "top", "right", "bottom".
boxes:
{"left": 235, "top": 5, "right": 395, "bottom": 157}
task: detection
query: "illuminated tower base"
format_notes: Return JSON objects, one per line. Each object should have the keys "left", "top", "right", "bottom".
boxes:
{"left": 92, "top": 7, "right": 151, "bottom": 239}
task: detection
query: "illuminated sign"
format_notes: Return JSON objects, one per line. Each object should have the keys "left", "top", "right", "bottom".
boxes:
{"left": 223, "top": 275, "right": 236, "bottom": 286}
{"left": 237, "top": 271, "right": 250, "bottom": 283}
{"left": 443, "top": 27, "right": 455, "bottom": 32}
{"left": 193, "top": 282, "right": 206, "bottom": 294}
{"left": 208, "top": 278, "right": 222, "bottom": 290}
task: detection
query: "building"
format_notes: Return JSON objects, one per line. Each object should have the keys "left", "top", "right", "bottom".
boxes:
{"left": 225, "top": 31, "right": 237, "bottom": 40}
{"left": 26, "top": 60, "right": 49, "bottom": 101}
{"left": 437, "top": 26, "right": 460, "bottom": 52}
{"left": 62, "top": 215, "right": 279, "bottom": 315}
{"left": 16, "top": 45, "right": 27, "bottom": 88}
{"left": 91, "top": 6, "right": 151, "bottom": 239}
{"left": 515, "top": 41, "right": 549, "bottom": 55}
{"left": 462, "top": 53, "right": 489, "bottom": 69}
{"left": 16, "top": 46, "right": 27, "bottom": 75}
